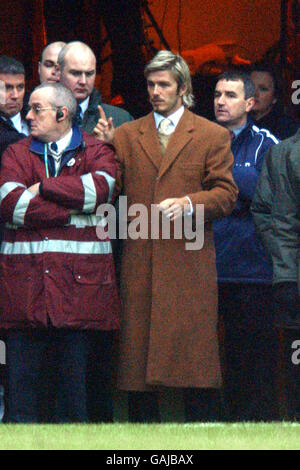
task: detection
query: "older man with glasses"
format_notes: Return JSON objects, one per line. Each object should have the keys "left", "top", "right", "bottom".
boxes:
{"left": 0, "top": 82, "right": 120, "bottom": 423}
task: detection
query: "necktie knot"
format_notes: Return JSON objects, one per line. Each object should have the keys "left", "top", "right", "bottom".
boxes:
{"left": 159, "top": 118, "right": 172, "bottom": 135}
{"left": 50, "top": 142, "right": 58, "bottom": 153}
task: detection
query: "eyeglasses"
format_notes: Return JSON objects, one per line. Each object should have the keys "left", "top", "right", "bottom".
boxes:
{"left": 27, "top": 105, "right": 58, "bottom": 115}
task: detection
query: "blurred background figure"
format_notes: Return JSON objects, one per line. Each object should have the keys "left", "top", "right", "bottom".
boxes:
{"left": 38, "top": 41, "right": 66, "bottom": 83}
{"left": 250, "top": 64, "right": 299, "bottom": 140}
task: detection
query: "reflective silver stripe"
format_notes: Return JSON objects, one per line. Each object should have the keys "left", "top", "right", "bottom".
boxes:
{"left": 5, "top": 214, "right": 107, "bottom": 230}
{"left": 1, "top": 239, "right": 112, "bottom": 255}
{"left": 4, "top": 223, "right": 18, "bottom": 230}
{"left": 81, "top": 173, "right": 96, "bottom": 213}
{"left": 96, "top": 171, "right": 115, "bottom": 203}
{"left": 0, "top": 182, "right": 26, "bottom": 202}
{"left": 13, "top": 190, "right": 35, "bottom": 226}
{"left": 68, "top": 213, "right": 107, "bottom": 228}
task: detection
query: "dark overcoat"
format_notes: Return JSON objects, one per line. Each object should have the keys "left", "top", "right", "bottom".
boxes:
{"left": 113, "top": 109, "right": 238, "bottom": 390}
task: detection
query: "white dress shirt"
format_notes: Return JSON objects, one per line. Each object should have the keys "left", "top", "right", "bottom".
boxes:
{"left": 78, "top": 97, "right": 89, "bottom": 119}
{"left": 154, "top": 105, "right": 185, "bottom": 133}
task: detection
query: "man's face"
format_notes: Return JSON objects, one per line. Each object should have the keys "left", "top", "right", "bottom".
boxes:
{"left": 147, "top": 70, "right": 186, "bottom": 117}
{"left": 26, "top": 89, "right": 59, "bottom": 142}
{"left": 0, "top": 73, "right": 25, "bottom": 118}
{"left": 214, "top": 79, "right": 254, "bottom": 129}
{"left": 60, "top": 48, "right": 96, "bottom": 103}
{"left": 38, "top": 44, "right": 63, "bottom": 83}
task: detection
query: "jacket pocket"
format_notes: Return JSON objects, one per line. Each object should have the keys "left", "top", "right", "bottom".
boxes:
{"left": 69, "top": 256, "right": 118, "bottom": 324}
{"left": 179, "top": 163, "right": 204, "bottom": 175}
{"left": 73, "top": 256, "right": 113, "bottom": 285}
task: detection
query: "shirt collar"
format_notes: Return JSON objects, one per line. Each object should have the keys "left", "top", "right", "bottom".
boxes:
{"left": 49, "top": 128, "right": 73, "bottom": 155}
{"left": 30, "top": 125, "right": 83, "bottom": 155}
{"left": 10, "top": 113, "right": 22, "bottom": 132}
{"left": 154, "top": 105, "right": 185, "bottom": 130}
{"left": 232, "top": 121, "right": 248, "bottom": 138}
{"left": 78, "top": 96, "right": 90, "bottom": 117}
{"left": 4, "top": 112, "right": 29, "bottom": 136}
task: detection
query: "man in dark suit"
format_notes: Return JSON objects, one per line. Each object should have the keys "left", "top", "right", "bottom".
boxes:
{"left": 0, "top": 56, "right": 29, "bottom": 159}
{"left": 58, "top": 41, "right": 133, "bottom": 135}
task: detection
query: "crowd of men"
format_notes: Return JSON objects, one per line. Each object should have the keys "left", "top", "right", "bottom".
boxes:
{"left": 0, "top": 40, "right": 299, "bottom": 423}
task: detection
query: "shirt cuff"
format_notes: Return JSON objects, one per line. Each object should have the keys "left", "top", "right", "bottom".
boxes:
{"left": 184, "top": 195, "right": 193, "bottom": 215}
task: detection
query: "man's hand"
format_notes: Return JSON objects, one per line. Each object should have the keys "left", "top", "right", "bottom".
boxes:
{"left": 157, "top": 197, "right": 192, "bottom": 221}
{"left": 27, "top": 182, "right": 40, "bottom": 195}
{"left": 93, "top": 105, "right": 115, "bottom": 143}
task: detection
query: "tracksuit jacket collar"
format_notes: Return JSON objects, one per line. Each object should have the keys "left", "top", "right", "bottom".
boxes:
{"left": 29, "top": 125, "right": 85, "bottom": 177}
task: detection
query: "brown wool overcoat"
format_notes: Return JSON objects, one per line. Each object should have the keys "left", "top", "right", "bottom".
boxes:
{"left": 113, "top": 109, "right": 238, "bottom": 391}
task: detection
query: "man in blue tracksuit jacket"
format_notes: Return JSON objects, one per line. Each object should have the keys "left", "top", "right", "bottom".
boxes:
{"left": 213, "top": 71, "right": 279, "bottom": 421}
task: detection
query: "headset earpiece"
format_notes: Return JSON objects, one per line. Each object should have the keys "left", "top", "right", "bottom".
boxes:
{"left": 56, "top": 108, "right": 64, "bottom": 121}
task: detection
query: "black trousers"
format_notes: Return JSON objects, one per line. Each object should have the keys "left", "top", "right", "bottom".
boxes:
{"left": 0, "top": 330, "right": 6, "bottom": 422}
{"left": 4, "top": 328, "right": 113, "bottom": 423}
{"left": 128, "top": 388, "right": 222, "bottom": 423}
{"left": 86, "top": 331, "right": 114, "bottom": 422}
{"left": 219, "top": 283, "right": 279, "bottom": 421}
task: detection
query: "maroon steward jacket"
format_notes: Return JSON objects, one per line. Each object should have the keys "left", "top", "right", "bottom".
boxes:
{"left": 0, "top": 129, "right": 120, "bottom": 330}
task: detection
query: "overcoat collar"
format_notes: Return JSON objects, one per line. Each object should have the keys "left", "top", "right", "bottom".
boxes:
{"left": 137, "top": 108, "right": 195, "bottom": 179}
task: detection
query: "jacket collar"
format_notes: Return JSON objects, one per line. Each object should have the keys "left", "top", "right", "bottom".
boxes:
{"left": 86, "top": 88, "right": 103, "bottom": 113}
{"left": 291, "top": 127, "right": 300, "bottom": 142}
{"left": 231, "top": 118, "right": 254, "bottom": 143}
{"left": 29, "top": 124, "right": 84, "bottom": 155}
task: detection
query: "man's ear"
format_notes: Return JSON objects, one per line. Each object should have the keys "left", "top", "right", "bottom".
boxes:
{"left": 245, "top": 96, "right": 255, "bottom": 113}
{"left": 178, "top": 85, "right": 187, "bottom": 97}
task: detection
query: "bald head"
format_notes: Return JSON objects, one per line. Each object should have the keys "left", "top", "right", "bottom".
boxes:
{"left": 39, "top": 41, "right": 66, "bottom": 83}
{"left": 58, "top": 42, "right": 96, "bottom": 103}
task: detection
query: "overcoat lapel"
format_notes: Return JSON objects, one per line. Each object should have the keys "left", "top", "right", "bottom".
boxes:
{"left": 137, "top": 113, "right": 162, "bottom": 170}
{"left": 137, "top": 110, "right": 194, "bottom": 175}
{"left": 158, "top": 109, "right": 194, "bottom": 179}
